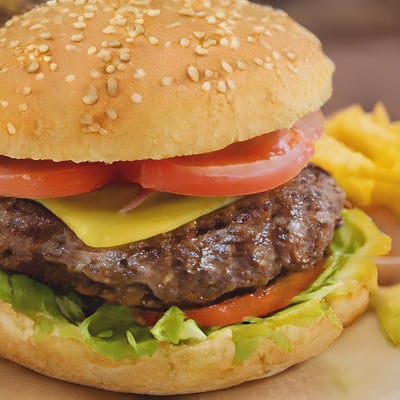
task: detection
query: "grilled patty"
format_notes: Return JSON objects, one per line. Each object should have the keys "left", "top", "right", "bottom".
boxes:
{"left": 0, "top": 165, "right": 344, "bottom": 309}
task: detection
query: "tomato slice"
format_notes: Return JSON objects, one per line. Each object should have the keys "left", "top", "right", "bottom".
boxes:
{"left": 140, "top": 262, "right": 324, "bottom": 328}
{"left": 0, "top": 112, "right": 323, "bottom": 198}
{"left": 0, "top": 156, "right": 113, "bottom": 198}
{"left": 137, "top": 128, "right": 314, "bottom": 196}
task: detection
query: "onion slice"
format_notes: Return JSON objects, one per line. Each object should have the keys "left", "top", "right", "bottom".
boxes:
{"left": 119, "top": 187, "right": 156, "bottom": 214}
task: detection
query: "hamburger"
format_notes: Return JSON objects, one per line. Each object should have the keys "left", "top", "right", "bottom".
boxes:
{"left": 0, "top": 0, "right": 391, "bottom": 395}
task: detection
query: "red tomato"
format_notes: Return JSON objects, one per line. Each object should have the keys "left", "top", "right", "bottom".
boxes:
{"left": 0, "top": 156, "right": 113, "bottom": 198}
{"left": 137, "top": 128, "right": 314, "bottom": 196}
{"left": 0, "top": 112, "right": 323, "bottom": 198}
{"left": 140, "top": 262, "right": 324, "bottom": 327}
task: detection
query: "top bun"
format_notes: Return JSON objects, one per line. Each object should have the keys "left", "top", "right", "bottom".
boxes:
{"left": 0, "top": 0, "right": 334, "bottom": 162}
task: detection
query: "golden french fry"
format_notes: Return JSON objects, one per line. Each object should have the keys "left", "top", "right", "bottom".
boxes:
{"left": 313, "top": 103, "right": 400, "bottom": 216}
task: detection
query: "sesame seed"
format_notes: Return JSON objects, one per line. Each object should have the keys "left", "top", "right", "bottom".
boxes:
{"left": 106, "top": 109, "right": 118, "bottom": 121}
{"left": 105, "top": 65, "right": 116, "bottom": 74}
{"left": 180, "top": 38, "right": 190, "bottom": 48}
{"left": 73, "top": 21, "right": 86, "bottom": 29}
{"left": 253, "top": 26, "right": 265, "bottom": 34}
{"left": 36, "top": 73, "right": 45, "bottom": 81}
{"left": 30, "top": 23, "right": 44, "bottom": 31}
{"left": 71, "top": 33, "right": 84, "bottom": 42}
{"left": 272, "top": 50, "right": 281, "bottom": 61}
{"left": 254, "top": 58, "right": 263, "bottom": 66}
{"left": 204, "top": 69, "right": 214, "bottom": 79}
{"left": 227, "top": 79, "right": 236, "bottom": 90}
{"left": 50, "top": 63, "right": 58, "bottom": 71}
{"left": 164, "top": 40, "right": 172, "bottom": 48}
{"left": 84, "top": 5, "right": 98, "bottom": 12}
{"left": 286, "top": 51, "right": 297, "bottom": 60}
{"left": 9, "top": 40, "right": 20, "bottom": 48}
{"left": 83, "top": 86, "right": 99, "bottom": 105}
{"left": 203, "top": 38, "right": 217, "bottom": 47}
{"left": 194, "top": 31, "right": 205, "bottom": 39}
{"left": 106, "top": 77, "right": 118, "bottom": 96}
{"left": 166, "top": 22, "right": 181, "bottom": 29}
{"left": 194, "top": 45, "right": 208, "bottom": 55}
{"left": 147, "top": 9, "right": 161, "bottom": 17}
{"left": 161, "top": 76, "right": 174, "bottom": 87}
{"left": 187, "top": 65, "right": 199, "bottom": 82}
{"left": 65, "top": 74, "right": 76, "bottom": 83}
{"left": 18, "top": 103, "right": 28, "bottom": 111}
{"left": 135, "top": 24, "right": 145, "bottom": 35}
{"left": 40, "top": 32, "right": 53, "bottom": 40}
{"left": 236, "top": 60, "right": 247, "bottom": 70}
{"left": 134, "top": 68, "right": 146, "bottom": 79}
{"left": 65, "top": 44, "right": 80, "bottom": 52}
{"left": 6, "top": 122, "right": 16, "bottom": 135}
{"left": 87, "top": 123, "right": 101, "bottom": 133}
{"left": 148, "top": 36, "right": 159, "bottom": 45}
{"left": 271, "top": 23, "right": 285, "bottom": 32}
{"left": 1, "top": 101, "right": 9, "bottom": 108}
{"left": 131, "top": 93, "right": 143, "bottom": 104}
{"left": 88, "top": 46, "right": 97, "bottom": 55}
{"left": 247, "top": 36, "right": 256, "bottom": 43}
{"left": 103, "top": 26, "right": 117, "bottom": 34}
{"left": 231, "top": 37, "right": 240, "bottom": 49}
{"left": 264, "top": 63, "right": 274, "bottom": 70}
{"left": 90, "top": 69, "right": 102, "bottom": 79}
{"left": 287, "top": 62, "right": 299, "bottom": 75}
{"left": 43, "top": 55, "right": 52, "bottom": 63}
{"left": 206, "top": 15, "right": 217, "bottom": 24}
{"left": 221, "top": 61, "right": 233, "bottom": 73}
{"left": 216, "top": 81, "right": 227, "bottom": 93}
{"left": 97, "top": 49, "right": 111, "bottom": 62}
{"left": 27, "top": 61, "right": 40, "bottom": 73}
{"left": 119, "top": 51, "right": 131, "bottom": 62}
{"left": 108, "top": 39, "right": 122, "bottom": 48}
{"left": 80, "top": 115, "right": 94, "bottom": 125}
{"left": 220, "top": 38, "right": 228, "bottom": 46}
{"left": 202, "top": 81, "right": 211, "bottom": 91}
{"left": 22, "top": 86, "right": 32, "bottom": 95}
{"left": 84, "top": 12, "right": 95, "bottom": 19}
{"left": 115, "top": 16, "right": 128, "bottom": 27}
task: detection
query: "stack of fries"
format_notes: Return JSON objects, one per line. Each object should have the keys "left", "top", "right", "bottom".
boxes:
{"left": 313, "top": 103, "right": 400, "bottom": 216}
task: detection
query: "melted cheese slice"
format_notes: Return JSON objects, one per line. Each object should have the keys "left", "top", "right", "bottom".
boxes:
{"left": 37, "top": 185, "right": 238, "bottom": 248}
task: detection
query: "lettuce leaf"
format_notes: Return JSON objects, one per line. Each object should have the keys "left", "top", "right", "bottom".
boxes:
{"left": 0, "top": 208, "right": 391, "bottom": 361}
{"left": 371, "top": 285, "right": 400, "bottom": 346}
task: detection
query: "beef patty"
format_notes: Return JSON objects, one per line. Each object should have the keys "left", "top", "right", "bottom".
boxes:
{"left": 0, "top": 165, "right": 344, "bottom": 309}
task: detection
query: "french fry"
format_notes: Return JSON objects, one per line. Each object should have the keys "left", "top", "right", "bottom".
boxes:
{"left": 312, "top": 103, "right": 400, "bottom": 216}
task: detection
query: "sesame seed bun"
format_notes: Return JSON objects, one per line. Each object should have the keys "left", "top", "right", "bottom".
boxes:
{"left": 0, "top": 283, "right": 369, "bottom": 395}
{"left": 0, "top": 0, "right": 333, "bottom": 162}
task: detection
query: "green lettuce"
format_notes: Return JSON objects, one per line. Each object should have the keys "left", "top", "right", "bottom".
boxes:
{"left": 0, "top": 208, "right": 391, "bottom": 361}
{"left": 371, "top": 285, "right": 400, "bottom": 346}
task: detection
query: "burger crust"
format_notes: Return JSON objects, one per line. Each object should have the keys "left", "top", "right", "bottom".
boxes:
{"left": 0, "top": 0, "right": 333, "bottom": 162}
{"left": 0, "top": 284, "right": 369, "bottom": 395}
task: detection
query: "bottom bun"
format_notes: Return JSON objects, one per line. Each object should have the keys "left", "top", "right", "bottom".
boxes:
{"left": 0, "top": 284, "right": 369, "bottom": 395}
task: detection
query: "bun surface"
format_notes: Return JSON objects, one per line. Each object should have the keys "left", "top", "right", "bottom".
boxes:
{"left": 0, "top": 0, "right": 333, "bottom": 162}
{"left": 0, "top": 284, "right": 368, "bottom": 395}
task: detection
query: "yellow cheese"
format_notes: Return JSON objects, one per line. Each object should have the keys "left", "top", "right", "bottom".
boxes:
{"left": 37, "top": 185, "right": 238, "bottom": 248}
